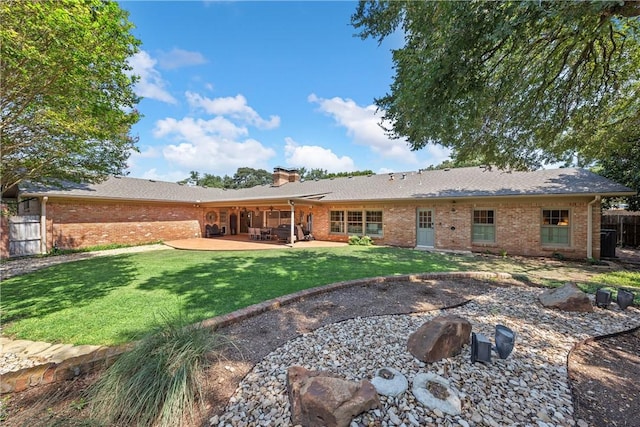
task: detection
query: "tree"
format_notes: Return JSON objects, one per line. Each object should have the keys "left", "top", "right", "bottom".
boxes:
{"left": 178, "top": 168, "right": 271, "bottom": 189}
{"left": 352, "top": 1, "right": 640, "bottom": 170}
{"left": 1, "top": 0, "right": 141, "bottom": 192}
{"left": 178, "top": 171, "right": 226, "bottom": 188}
{"left": 229, "top": 167, "right": 272, "bottom": 189}
{"left": 425, "top": 157, "right": 485, "bottom": 171}
{"left": 593, "top": 138, "right": 640, "bottom": 210}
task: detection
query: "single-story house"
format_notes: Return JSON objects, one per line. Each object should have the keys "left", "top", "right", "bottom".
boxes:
{"left": 1, "top": 166, "right": 635, "bottom": 259}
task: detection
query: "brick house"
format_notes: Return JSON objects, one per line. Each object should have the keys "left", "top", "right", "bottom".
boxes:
{"left": 1, "top": 167, "right": 634, "bottom": 259}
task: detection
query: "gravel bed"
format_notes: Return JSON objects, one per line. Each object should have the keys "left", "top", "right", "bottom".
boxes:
{"left": 212, "top": 286, "right": 640, "bottom": 427}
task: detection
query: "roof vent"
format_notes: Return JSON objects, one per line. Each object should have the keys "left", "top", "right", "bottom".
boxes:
{"left": 149, "top": 179, "right": 156, "bottom": 182}
{"left": 402, "top": 173, "right": 406, "bottom": 180}
{"left": 389, "top": 173, "right": 394, "bottom": 181}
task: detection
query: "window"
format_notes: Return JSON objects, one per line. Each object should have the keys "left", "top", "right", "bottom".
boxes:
{"left": 473, "top": 209, "right": 495, "bottom": 243}
{"left": 347, "top": 211, "right": 363, "bottom": 234}
{"left": 267, "top": 210, "right": 291, "bottom": 227}
{"left": 330, "top": 210, "right": 383, "bottom": 236}
{"left": 366, "top": 211, "right": 383, "bottom": 235}
{"left": 330, "top": 211, "right": 345, "bottom": 233}
{"left": 541, "top": 209, "right": 570, "bottom": 246}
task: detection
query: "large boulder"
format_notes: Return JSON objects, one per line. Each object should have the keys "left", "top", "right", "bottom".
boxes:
{"left": 287, "top": 366, "right": 379, "bottom": 427}
{"left": 538, "top": 282, "right": 593, "bottom": 312}
{"left": 407, "top": 315, "right": 472, "bottom": 363}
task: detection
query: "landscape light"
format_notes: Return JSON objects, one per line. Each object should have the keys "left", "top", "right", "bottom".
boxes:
{"left": 471, "top": 325, "right": 517, "bottom": 363}
{"left": 494, "top": 325, "right": 516, "bottom": 359}
{"left": 595, "top": 289, "right": 612, "bottom": 308}
{"left": 470, "top": 332, "right": 492, "bottom": 363}
{"left": 617, "top": 289, "right": 635, "bottom": 310}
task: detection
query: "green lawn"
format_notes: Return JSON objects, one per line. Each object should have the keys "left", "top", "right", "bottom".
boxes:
{"left": 1, "top": 246, "right": 638, "bottom": 346}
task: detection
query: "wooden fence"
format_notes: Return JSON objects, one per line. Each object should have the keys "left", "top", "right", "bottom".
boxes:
{"left": 602, "top": 213, "right": 640, "bottom": 248}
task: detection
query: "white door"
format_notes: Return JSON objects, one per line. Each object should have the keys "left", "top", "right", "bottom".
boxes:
{"left": 416, "top": 209, "right": 435, "bottom": 247}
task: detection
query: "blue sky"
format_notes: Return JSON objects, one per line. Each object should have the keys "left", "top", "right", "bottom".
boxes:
{"left": 121, "top": 1, "right": 451, "bottom": 182}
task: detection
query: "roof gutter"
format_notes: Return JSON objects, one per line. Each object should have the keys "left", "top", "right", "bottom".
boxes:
{"left": 587, "top": 195, "right": 600, "bottom": 259}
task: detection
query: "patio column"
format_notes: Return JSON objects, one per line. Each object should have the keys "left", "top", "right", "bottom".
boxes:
{"left": 288, "top": 200, "right": 295, "bottom": 246}
{"left": 40, "top": 196, "right": 48, "bottom": 254}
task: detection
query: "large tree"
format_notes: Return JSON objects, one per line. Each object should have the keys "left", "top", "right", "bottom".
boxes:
{"left": 1, "top": 0, "right": 141, "bottom": 192}
{"left": 352, "top": 1, "right": 640, "bottom": 170}
{"left": 593, "top": 137, "right": 640, "bottom": 210}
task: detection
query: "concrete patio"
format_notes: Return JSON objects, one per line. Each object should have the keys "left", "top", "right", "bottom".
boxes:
{"left": 164, "top": 235, "right": 348, "bottom": 251}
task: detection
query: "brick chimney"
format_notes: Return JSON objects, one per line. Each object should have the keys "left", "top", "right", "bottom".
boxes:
{"left": 272, "top": 167, "right": 300, "bottom": 186}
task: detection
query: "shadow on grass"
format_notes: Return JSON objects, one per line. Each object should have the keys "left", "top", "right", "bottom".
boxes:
{"left": 0, "top": 255, "right": 137, "bottom": 323}
{"left": 135, "top": 247, "right": 461, "bottom": 321}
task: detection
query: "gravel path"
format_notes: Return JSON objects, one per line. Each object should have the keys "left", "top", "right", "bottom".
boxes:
{"left": 212, "top": 286, "right": 640, "bottom": 427}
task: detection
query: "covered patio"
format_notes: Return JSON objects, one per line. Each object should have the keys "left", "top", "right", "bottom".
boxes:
{"left": 164, "top": 235, "right": 347, "bottom": 251}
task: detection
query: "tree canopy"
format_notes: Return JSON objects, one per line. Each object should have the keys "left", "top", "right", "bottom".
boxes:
{"left": 593, "top": 138, "right": 640, "bottom": 210}
{"left": 179, "top": 167, "right": 377, "bottom": 189}
{"left": 1, "top": 0, "right": 141, "bottom": 192}
{"left": 179, "top": 168, "right": 273, "bottom": 189}
{"left": 352, "top": 1, "right": 640, "bottom": 170}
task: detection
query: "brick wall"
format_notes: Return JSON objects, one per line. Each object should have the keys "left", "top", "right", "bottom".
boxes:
{"left": 309, "top": 196, "right": 600, "bottom": 259}
{"left": 46, "top": 199, "right": 204, "bottom": 250}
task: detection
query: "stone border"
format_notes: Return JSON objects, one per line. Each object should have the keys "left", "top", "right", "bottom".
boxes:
{"left": 1, "top": 271, "right": 511, "bottom": 394}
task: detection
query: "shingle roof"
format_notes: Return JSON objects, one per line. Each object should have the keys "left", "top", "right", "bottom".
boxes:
{"left": 19, "top": 176, "right": 227, "bottom": 203}
{"left": 19, "top": 167, "right": 635, "bottom": 203}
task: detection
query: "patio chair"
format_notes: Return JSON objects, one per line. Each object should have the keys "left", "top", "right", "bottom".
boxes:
{"left": 249, "top": 227, "right": 260, "bottom": 240}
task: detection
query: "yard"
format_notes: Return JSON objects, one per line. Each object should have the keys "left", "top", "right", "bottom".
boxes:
{"left": 1, "top": 246, "right": 638, "bottom": 346}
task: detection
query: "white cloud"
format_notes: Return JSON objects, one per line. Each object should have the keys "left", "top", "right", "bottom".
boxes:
{"left": 140, "top": 168, "right": 189, "bottom": 183}
{"left": 156, "top": 48, "right": 207, "bottom": 70}
{"left": 152, "top": 117, "right": 276, "bottom": 175}
{"left": 186, "top": 92, "right": 280, "bottom": 129}
{"left": 154, "top": 117, "right": 248, "bottom": 140}
{"left": 284, "top": 137, "right": 355, "bottom": 173}
{"left": 126, "top": 146, "right": 160, "bottom": 171}
{"left": 308, "top": 93, "right": 417, "bottom": 162}
{"left": 128, "top": 51, "right": 177, "bottom": 104}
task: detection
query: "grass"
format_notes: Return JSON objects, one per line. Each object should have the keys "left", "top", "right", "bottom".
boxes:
{"left": 88, "top": 312, "right": 224, "bottom": 427}
{"left": 1, "top": 246, "right": 638, "bottom": 346}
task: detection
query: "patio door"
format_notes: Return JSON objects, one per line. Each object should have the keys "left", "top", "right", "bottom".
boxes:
{"left": 417, "top": 208, "right": 435, "bottom": 247}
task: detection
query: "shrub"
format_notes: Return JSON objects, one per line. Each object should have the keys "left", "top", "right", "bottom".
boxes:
{"left": 348, "top": 235, "right": 374, "bottom": 246}
{"left": 88, "top": 313, "right": 228, "bottom": 427}
{"left": 359, "top": 235, "right": 374, "bottom": 246}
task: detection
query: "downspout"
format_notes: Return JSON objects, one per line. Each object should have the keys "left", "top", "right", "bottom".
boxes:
{"left": 40, "top": 196, "right": 48, "bottom": 254}
{"left": 587, "top": 196, "right": 600, "bottom": 260}
{"left": 288, "top": 200, "right": 295, "bottom": 247}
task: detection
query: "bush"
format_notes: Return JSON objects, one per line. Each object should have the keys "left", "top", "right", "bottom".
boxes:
{"left": 88, "top": 313, "right": 228, "bottom": 427}
{"left": 348, "top": 235, "right": 374, "bottom": 246}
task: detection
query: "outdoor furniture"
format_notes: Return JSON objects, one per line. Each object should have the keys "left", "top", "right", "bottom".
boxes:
{"left": 260, "top": 228, "right": 272, "bottom": 240}
{"left": 205, "top": 224, "right": 223, "bottom": 238}
{"left": 248, "top": 227, "right": 261, "bottom": 240}
{"left": 271, "top": 224, "right": 294, "bottom": 242}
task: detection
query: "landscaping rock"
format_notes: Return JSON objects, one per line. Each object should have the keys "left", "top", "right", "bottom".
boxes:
{"left": 370, "top": 367, "right": 408, "bottom": 397}
{"left": 407, "top": 315, "right": 472, "bottom": 362}
{"left": 412, "top": 372, "right": 462, "bottom": 415}
{"left": 538, "top": 282, "right": 593, "bottom": 312}
{"left": 286, "top": 366, "right": 379, "bottom": 427}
